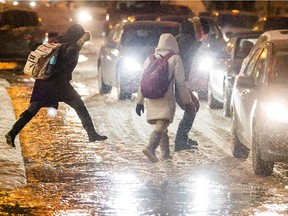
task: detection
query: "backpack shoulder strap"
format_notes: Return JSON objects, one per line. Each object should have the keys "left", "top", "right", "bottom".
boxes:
{"left": 162, "top": 52, "right": 175, "bottom": 61}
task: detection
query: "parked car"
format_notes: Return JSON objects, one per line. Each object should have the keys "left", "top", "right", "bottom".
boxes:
{"left": 253, "top": 16, "right": 288, "bottom": 31}
{"left": 208, "top": 31, "right": 263, "bottom": 117}
{"left": 0, "top": 4, "right": 47, "bottom": 71}
{"left": 190, "top": 17, "right": 226, "bottom": 100}
{"left": 230, "top": 39, "right": 288, "bottom": 176}
{"left": 97, "top": 21, "right": 180, "bottom": 100}
{"left": 240, "top": 29, "right": 288, "bottom": 75}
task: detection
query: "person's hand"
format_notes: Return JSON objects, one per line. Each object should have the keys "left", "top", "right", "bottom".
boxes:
{"left": 136, "top": 104, "right": 144, "bottom": 116}
{"left": 76, "top": 32, "right": 91, "bottom": 47}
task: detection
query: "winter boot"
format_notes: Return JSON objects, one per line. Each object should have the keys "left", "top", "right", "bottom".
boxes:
{"left": 5, "top": 110, "right": 33, "bottom": 147}
{"left": 142, "top": 131, "right": 162, "bottom": 163}
{"left": 80, "top": 116, "right": 107, "bottom": 141}
{"left": 160, "top": 131, "right": 172, "bottom": 160}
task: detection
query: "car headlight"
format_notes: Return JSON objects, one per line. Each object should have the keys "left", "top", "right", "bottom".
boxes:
{"left": 77, "top": 11, "right": 92, "bottom": 23}
{"left": 264, "top": 102, "right": 288, "bottom": 123}
{"left": 198, "top": 56, "right": 213, "bottom": 72}
{"left": 123, "top": 57, "right": 142, "bottom": 72}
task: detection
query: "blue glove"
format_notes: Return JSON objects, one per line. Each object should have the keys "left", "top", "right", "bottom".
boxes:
{"left": 136, "top": 104, "right": 144, "bottom": 116}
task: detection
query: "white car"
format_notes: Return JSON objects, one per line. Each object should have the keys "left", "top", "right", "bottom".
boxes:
{"left": 240, "top": 29, "right": 288, "bottom": 77}
{"left": 97, "top": 21, "right": 180, "bottom": 100}
{"left": 231, "top": 39, "right": 288, "bottom": 176}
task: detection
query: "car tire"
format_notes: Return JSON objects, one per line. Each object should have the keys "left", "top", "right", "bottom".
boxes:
{"left": 223, "top": 84, "right": 231, "bottom": 117}
{"left": 197, "top": 90, "right": 208, "bottom": 101}
{"left": 231, "top": 110, "right": 249, "bottom": 158}
{"left": 117, "top": 72, "right": 132, "bottom": 100}
{"left": 98, "top": 64, "right": 112, "bottom": 95}
{"left": 252, "top": 123, "right": 274, "bottom": 176}
{"left": 208, "top": 81, "right": 222, "bottom": 109}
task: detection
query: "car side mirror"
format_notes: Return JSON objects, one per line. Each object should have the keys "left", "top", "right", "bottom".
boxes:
{"left": 236, "top": 76, "right": 255, "bottom": 88}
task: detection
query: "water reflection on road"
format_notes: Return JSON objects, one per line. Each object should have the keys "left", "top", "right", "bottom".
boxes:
{"left": 0, "top": 73, "right": 288, "bottom": 215}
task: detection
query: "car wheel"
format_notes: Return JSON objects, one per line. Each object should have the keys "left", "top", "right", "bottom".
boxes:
{"left": 98, "top": 64, "right": 112, "bottom": 95}
{"left": 197, "top": 90, "right": 208, "bottom": 101}
{"left": 208, "top": 81, "right": 222, "bottom": 109}
{"left": 117, "top": 72, "right": 132, "bottom": 100}
{"left": 252, "top": 123, "right": 274, "bottom": 176}
{"left": 231, "top": 110, "right": 249, "bottom": 158}
{"left": 223, "top": 84, "right": 231, "bottom": 117}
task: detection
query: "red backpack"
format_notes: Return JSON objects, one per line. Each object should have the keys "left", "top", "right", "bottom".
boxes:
{"left": 140, "top": 53, "right": 174, "bottom": 99}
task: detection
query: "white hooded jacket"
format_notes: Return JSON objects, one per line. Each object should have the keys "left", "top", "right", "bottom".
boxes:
{"left": 137, "top": 33, "right": 191, "bottom": 124}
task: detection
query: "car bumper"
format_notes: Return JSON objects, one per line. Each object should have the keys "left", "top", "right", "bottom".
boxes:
{"left": 260, "top": 122, "right": 288, "bottom": 162}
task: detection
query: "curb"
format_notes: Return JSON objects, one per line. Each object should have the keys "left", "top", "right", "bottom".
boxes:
{"left": 0, "top": 78, "right": 27, "bottom": 190}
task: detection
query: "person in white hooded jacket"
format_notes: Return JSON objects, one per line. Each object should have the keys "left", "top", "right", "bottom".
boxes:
{"left": 136, "top": 33, "right": 192, "bottom": 163}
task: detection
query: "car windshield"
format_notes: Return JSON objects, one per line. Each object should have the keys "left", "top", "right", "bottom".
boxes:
{"left": 217, "top": 14, "right": 258, "bottom": 29}
{"left": 270, "top": 51, "right": 288, "bottom": 83}
{"left": 122, "top": 25, "right": 179, "bottom": 46}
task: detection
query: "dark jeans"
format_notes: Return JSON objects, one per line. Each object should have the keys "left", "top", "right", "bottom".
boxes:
{"left": 175, "top": 109, "right": 196, "bottom": 148}
{"left": 27, "top": 97, "right": 91, "bottom": 119}
{"left": 21, "top": 97, "right": 95, "bottom": 137}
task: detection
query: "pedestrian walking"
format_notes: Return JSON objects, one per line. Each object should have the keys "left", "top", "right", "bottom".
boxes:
{"left": 174, "top": 17, "right": 203, "bottom": 152}
{"left": 5, "top": 24, "right": 107, "bottom": 147}
{"left": 136, "top": 33, "right": 192, "bottom": 163}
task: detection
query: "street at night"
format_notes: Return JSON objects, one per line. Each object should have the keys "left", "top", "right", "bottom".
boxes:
{"left": 1, "top": 1, "right": 288, "bottom": 215}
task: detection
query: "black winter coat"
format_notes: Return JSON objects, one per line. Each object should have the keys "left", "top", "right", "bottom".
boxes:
{"left": 176, "top": 20, "right": 201, "bottom": 81}
{"left": 30, "top": 24, "right": 85, "bottom": 108}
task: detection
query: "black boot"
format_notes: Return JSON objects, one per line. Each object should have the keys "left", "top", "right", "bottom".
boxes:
{"left": 80, "top": 116, "right": 107, "bottom": 142}
{"left": 5, "top": 110, "right": 33, "bottom": 147}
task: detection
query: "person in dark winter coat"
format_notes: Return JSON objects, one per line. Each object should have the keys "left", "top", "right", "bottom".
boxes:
{"left": 5, "top": 24, "right": 107, "bottom": 147}
{"left": 174, "top": 17, "right": 203, "bottom": 152}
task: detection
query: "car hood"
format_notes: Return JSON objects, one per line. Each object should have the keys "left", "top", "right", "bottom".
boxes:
{"left": 120, "top": 46, "right": 156, "bottom": 65}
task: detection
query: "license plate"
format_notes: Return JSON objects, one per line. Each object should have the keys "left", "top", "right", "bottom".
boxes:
{"left": 0, "top": 62, "right": 17, "bottom": 70}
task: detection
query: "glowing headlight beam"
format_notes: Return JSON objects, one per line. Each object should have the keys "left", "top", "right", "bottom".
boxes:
{"left": 265, "top": 102, "right": 288, "bottom": 123}
{"left": 123, "top": 57, "right": 141, "bottom": 72}
{"left": 78, "top": 11, "right": 92, "bottom": 23}
{"left": 199, "top": 56, "right": 213, "bottom": 72}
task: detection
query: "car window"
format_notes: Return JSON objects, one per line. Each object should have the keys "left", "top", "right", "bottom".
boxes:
{"left": 236, "top": 38, "right": 258, "bottom": 58}
{"left": 0, "top": 10, "right": 39, "bottom": 28}
{"left": 251, "top": 48, "right": 268, "bottom": 85}
{"left": 244, "top": 48, "right": 263, "bottom": 76}
{"left": 121, "top": 26, "right": 179, "bottom": 46}
{"left": 107, "top": 25, "right": 121, "bottom": 44}
{"left": 270, "top": 51, "right": 288, "bottom": 83}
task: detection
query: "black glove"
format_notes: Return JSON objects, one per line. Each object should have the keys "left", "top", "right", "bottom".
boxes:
{"left": 136, "top": 104, "right": 144, "bottom": 116}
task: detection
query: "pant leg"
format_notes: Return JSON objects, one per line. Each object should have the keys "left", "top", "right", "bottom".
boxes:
{"left": 63, "top": 97, "right": 96, "bottom": 135}
{"left": 175, "top": 109, "right": 196, "bottom": 148}
{"left": 6, "top": 102, "right": 41, "bottom": 147}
